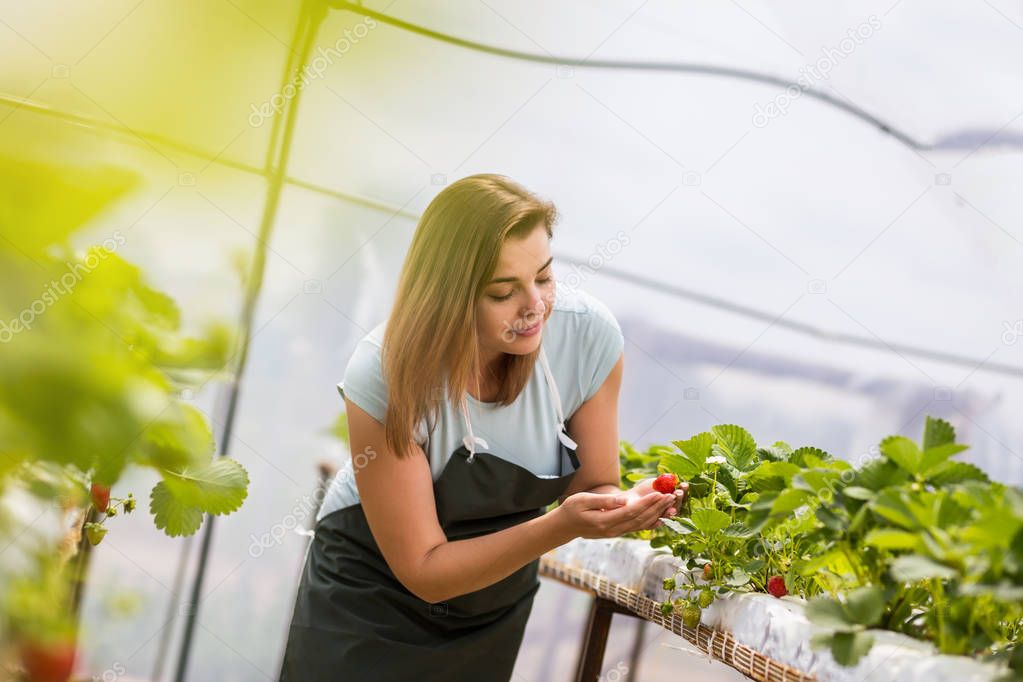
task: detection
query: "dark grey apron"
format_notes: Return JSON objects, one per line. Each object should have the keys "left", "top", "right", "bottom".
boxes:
{"left": 279, "top": 346, "right": 581, "bottom": 682}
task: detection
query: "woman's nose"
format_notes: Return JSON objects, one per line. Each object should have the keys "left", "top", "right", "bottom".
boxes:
{"left": 523, "top": 289, "right": 546, "bottom": 315}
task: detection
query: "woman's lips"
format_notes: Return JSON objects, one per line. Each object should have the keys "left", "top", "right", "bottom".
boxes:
{"left": 513, "top": 321, "right": 542, "bottom": 336}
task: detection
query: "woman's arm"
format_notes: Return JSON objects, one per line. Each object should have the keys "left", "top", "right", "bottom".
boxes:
{"left": 557, "top": 352, "right": 626, "bottom": 503}
{"left": 347, "top": 396, "right": 654, "bottom": 604}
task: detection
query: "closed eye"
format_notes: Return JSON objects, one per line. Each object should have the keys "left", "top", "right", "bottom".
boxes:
{"left": 490, "top": 275, "right": 553, "bottom": 301}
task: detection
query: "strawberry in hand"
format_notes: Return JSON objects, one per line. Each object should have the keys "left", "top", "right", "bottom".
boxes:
{"left": 652, "top": 473, "right": 679, "bottom": 494}
{"left": 626, "top": 475, "right": 689, "bottom": 527}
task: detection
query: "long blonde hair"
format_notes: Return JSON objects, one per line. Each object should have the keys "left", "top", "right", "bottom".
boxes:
{"left": 381, "top": 174, "right": 559, "bottom": 459}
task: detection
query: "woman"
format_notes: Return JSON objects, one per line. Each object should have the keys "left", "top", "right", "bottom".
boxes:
{"left": 279, "top": 174, "right": 687, "bottom": 681}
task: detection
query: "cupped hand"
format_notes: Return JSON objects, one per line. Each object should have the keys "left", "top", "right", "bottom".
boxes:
{"left": 625, "top": 475, "right": 689, "bottom": 527}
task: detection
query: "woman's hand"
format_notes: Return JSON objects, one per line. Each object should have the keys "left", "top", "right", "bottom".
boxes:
{"left": 553, "top": 487, "right": 680, "bottom": 540}
{"left": 626, "top": 476, "right": 689, "bottom": 527}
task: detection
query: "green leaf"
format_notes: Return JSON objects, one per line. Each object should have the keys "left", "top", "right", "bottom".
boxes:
{"left": 150, "top": 481, "right": 203, "bottom": 537}
{"left": 756, "top": 441, "right": 793, "bottom": 461}
{"left": 660, "top": 451, "right": 702, "bottom": 480}
{"left": 726, "top": 567, "right": 751, "bottom": 587}
{"left": 746, "top": 461, "right": 801, "bottom": 492}
{"left": 889, "top": 554, "right": 957, "bottom": 581}
{"left": 927, "top": 461, "right": 989, "bottom": 486}
{"left": 671, "top": 433, "right": 713, "bottom": 468}
{"left": 922, "top": 416, "right": 955, "bottom": 450}
{"left": 844, "top": 586, "right": 884, "bottom": 626}
{"left": 919, "top": 443, "right": 969, "bottom": 477}
{"left": 721, "top": 522, "right": 757, "bottom": 539}
{"left": 864, "top": 529, "right": 921, "bottom": 551}
{"left": 789, "top": 446, "right": 833, "bottom": 468}
{"left": 770, "top": 488, "right": 812, "bottom": 515}
{"left": 842, "top": 486, "right": 876, "bottom": 501}
{"left": 828, "top": 631, "right": 876, "bottom": 667}
{"left": 136, "top": 403, "right": 217, "bottom": 471}
{"left": 710, "top": 424, "right": 757, "bottom": 470}
{"left": 325, "top": 412, "right": 349, "bottom": 444}
{"left": 159, "top": 458, "right": 249, "bottom": 515}
{"left": 659, "top": 517, "right": 690, "bottom": 534}
{"left": 0, "top": 158, "right": 138, "bottom": 256}
{"left": 871, "top": 490, "right": 922, "bottom": 529}
{"left": 854, "top": 458, "right": 908, "bottom": 491}
{"left": 805, "top": 596, "right": 855, "bottom": 630}
{"left": 880, "top": 436, "right": 922, "bottom": 474}
{"left": 815, "top": 505, "right": 846, "bottom": 532}
{"left": 793, "top": 469, "right": 842, "bottom": 495}
{"left": 689, "top": 507, "right": 731, "bottom": 534}
{"left": 793, "top": 548, "right": 847, "bottom": 577}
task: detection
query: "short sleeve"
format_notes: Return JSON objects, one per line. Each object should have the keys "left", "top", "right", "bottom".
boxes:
{"left": 580, "top": 297, "right": 625, "bottom": 403}
{"left": 337, "top": 337, "right": 388, "bottom": 423}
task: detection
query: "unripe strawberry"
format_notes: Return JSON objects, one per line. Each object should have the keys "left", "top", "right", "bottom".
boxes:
{"left": 767, "top": 575, "right": 788, "bottom": 598}
{"left": 90, "top": 483, "right": 110, "bottom": 512}
{"left": 652, "top": 473, "right": 679, "bottom": 494}
{"left": 84, "top": 522, "right": 107, "bottom": 546}
{"left": 698, "top": 590, "right": 714, "bottom": 608}
{"left": 681, "top": 603, "right": 702, "bottom": 629}
{"left": 659, "top": 600, "right": 674, "bottom": 616}
{"left": 662, "top": 577, "right": 675, "bottom": 591}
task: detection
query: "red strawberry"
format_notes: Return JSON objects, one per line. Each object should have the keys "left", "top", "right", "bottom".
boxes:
{"left": 19, "top": 638, "right": 75, "bottom": 682}
{"left": 767, "top": 575, "right": 788, "bottom": 598}
{"left": 652, "top": 473, "right": 679, "bottom": 494}
{"left": 702, "top": 563, "right": 713, "bottom": 580}
{"left": 90, "top": 483, "right": 110, "bottom": 512}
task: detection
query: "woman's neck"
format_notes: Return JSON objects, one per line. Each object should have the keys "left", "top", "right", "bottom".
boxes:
{"left": 472, "top": 351, "right": 507, "bottom": 402}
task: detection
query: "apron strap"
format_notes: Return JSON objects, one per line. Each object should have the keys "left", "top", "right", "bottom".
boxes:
{"left": 538, "top": 346, "right": 577, "bottom": 450}
{"left": 459, "top": 399, "right": 489, "bottom": 462}
{"left": 459, "top": 343, "right": 576, "bottom": 462}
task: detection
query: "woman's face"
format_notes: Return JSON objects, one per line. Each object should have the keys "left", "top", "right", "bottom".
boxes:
{"left": 476, "top": 223, "right": 556, "bottom": 359}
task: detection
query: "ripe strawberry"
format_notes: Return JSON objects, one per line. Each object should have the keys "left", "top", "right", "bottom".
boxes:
{"left": 90, "top": 483, "right": 110, "bottom": 512}
{"left": 19, "top": 638, "right": 75, "bottom": 682}
{"left": 767, "top": 575, "right": 788, "bottom": 598}
{"left": 702, "top": 563, "right": 713, "bottom": 580}
{"left": 652, "top": 473, "right": 679, "bottom": 494}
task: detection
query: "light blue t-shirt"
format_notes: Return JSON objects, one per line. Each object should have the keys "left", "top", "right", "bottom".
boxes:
{"left": 316, "top": 286, "right": 625, "bottom": 522}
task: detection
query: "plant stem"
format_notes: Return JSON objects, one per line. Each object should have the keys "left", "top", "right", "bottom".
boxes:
{"left": 932, "top": 578, "right": 947, "bottom": 652}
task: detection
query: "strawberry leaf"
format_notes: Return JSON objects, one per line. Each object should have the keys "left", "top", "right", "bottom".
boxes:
{"left": 159, "top": 458, "right": 249, "bottom": 515}
{"left": 922, "top": 416, "right": 955, "bottom": 450}
{"left": 149, "top": 481, "right": 203, "bottom": 537}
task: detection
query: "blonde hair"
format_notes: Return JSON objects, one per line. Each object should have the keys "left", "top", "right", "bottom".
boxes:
{"left": 380, "top": 174, "right": 559, "bottom": 459}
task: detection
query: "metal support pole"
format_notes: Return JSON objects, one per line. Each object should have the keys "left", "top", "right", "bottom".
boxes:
{"left": 170, "top": 2, "right": 328, "bottom": 680}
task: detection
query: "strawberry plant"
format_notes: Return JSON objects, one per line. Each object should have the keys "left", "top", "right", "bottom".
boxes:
{"left": 623, "top": 417, "right": 1023, "bottom": 674}
{"left": 0, "top": 155, "right": 250, "bottom": 678}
